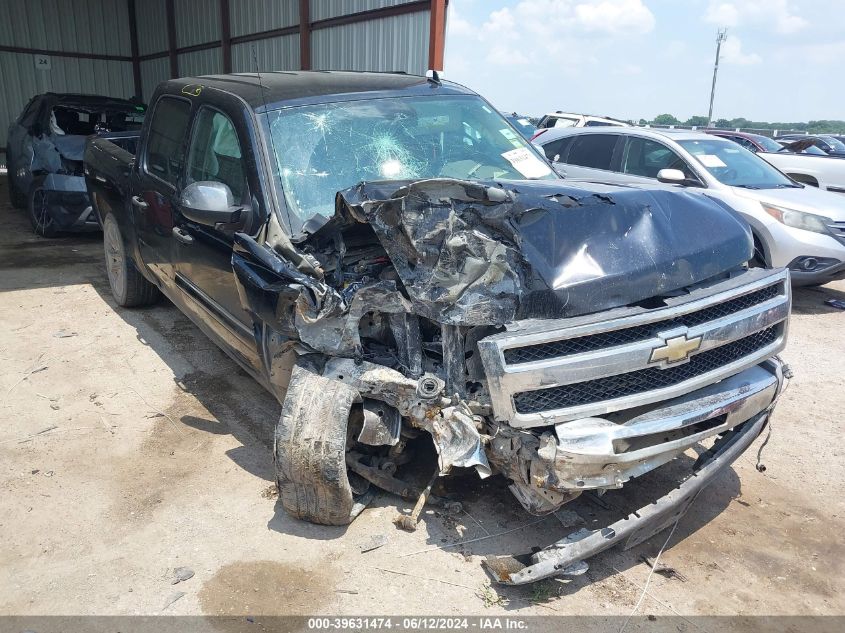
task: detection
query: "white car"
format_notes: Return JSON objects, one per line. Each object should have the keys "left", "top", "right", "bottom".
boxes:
{"left": 535, "top": 111, "right": 628, "bottom": 130}
{"left": 707, "top": 130, "right": 845, "bottom": 193}
{"left": 534, "top": 127, "right": 845, "bottom": 286}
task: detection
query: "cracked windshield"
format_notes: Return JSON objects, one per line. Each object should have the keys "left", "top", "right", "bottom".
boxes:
{"left": 265, "top": 95, "right": 554, "bottom": 230}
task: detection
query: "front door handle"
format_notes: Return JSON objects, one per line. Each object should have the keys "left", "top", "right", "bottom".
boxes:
{"left": 172, "top": 226, "right": 194, "bottom": 245}
{"left": 131, "top": 195, "right": 149, "bottom": 209}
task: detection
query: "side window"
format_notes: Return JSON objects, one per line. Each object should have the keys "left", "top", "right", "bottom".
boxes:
{"left": 145, "top": 97, "right": 191, "bottom": 187}
{"left": 186, "top": 108, "right": 247, "bottom": 202}
{"left": 567, "top": 134, "right": 618, "bottom": 170}
{"left": 541, "top": 136, "right": 574, "bottom": 161}
{"left": 541, "top": 138, "right": 563, "bottom": 161}
{"left": 622, "top": 137, "right": 695, "bottom": 179}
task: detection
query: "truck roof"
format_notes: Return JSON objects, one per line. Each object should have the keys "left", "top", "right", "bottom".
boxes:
{"left": 163, "top": 71, "right": 477, "bottom": 112}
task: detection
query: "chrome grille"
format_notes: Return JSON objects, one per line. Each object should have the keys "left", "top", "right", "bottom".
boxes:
{"left": 477, "top": 268, "right": 791, "bottom": 428}
{"left": 503, "top": 283, "right": 781, "bottom": 365}
{"left": 513, "top": 327, "right": 778, "bottom": 414}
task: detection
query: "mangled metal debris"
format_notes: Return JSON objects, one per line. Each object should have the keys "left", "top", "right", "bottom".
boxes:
{"left": 229, "top": 176, "right": 790, "bottom": 582}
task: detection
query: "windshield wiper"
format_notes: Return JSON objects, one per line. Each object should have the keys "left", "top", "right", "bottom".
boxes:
{"left": 734, "top": 184, "right": 763, "bottom": 189}
{"left": 773, "top": 183, "right": 802, "bottom": 188}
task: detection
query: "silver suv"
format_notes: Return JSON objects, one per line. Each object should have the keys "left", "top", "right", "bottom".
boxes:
{"left": 534, "top": 126, "right": 845, "bottom": 286}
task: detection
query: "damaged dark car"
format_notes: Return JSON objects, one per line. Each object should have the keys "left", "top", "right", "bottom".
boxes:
{"left": 6, "top": 92, "right": 145, "bottom": 236}
{"left": 83, "top": 72, "right": 791, "bottom": 585}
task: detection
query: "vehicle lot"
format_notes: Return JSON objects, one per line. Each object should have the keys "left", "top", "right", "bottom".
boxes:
{"left": 0, "top": 177, "right": 843, "bottom": 617}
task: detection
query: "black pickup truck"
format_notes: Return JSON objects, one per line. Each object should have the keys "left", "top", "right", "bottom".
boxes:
{"left": 84, "top": 71, "right": 790, "bottom": 584}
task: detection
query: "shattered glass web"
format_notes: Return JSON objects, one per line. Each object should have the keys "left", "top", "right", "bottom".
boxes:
{"left": 265, "top": 95, "right": 551, "bottom": 230}
{"left": 270, "top": 104, "right": 431, "bottom": 223}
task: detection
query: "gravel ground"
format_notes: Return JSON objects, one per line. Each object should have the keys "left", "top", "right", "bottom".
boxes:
{"left": 1, "top": 178, "right": 843, "bottom": 618}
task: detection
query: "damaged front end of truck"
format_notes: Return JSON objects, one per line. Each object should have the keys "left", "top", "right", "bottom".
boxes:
{"left": 231, "top": 177, "right": 790, "bottom": 584}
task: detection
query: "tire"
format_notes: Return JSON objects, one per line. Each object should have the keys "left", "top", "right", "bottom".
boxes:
{"left": 6, "top": 167, "right": 26, "bottom": 209}
{"left": 28, "top": 180, "right": 60, "bottom": 237}
{"left": 749, "top": 236, "right": 768, "bottom": 269}
{"left": 274, "top": 364, "right": 357, "bottom": 526}
{"left": 103, "top": 213, "right": 159, "bottom": 307}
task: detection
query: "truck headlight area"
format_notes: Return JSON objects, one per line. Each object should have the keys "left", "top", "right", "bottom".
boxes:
{"left": 762, "top": 202, "right": 833, "bottom": 235}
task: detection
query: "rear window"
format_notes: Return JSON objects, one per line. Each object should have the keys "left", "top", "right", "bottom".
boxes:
{"left": 145, "top": 97, "right": 191, "bottom": 186}
{"left": 567, "top": 134, "right": 618, "bottom": 170}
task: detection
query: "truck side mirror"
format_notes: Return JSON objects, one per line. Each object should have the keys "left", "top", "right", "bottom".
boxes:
{"left": 179, "top": 181, "right": 242, "bottom": 226}
{"left": 656, "top": 168, "right": 686, "bottom": 184}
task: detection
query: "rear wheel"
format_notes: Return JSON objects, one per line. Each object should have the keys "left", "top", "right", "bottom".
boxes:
{"left": 103, "top": 213, "right": 159, "bottom": 307}
{"left": 274, "top": 364, "right": 358, "bottom": 525}
{"left": 28, "top": 181, "right": 59, "bottom": 237}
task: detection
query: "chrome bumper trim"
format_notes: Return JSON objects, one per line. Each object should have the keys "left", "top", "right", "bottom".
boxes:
{"left": 478, "top": 268, "right": 791, "bottom": 428}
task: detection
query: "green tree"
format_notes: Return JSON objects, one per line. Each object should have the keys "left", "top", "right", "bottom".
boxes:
{"left": 652, "top": 113, "right": 680, "bottom": 125}
{"left": 685, "top": 115, "right": 709, "bottom": 127}
{"left": 714, "top": 118, "right": 732, "bottom": 128}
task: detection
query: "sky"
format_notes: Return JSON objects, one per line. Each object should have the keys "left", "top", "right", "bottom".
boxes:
{"left": 442, "top": 0, "right": 845, "bottom": 123}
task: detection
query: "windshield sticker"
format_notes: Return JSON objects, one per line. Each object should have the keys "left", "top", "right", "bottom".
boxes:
{"left": 518, "top": 118, "right": 530, "bottom": 125}
{"left": 501, "top": 148, "right": 552, "bottom": 178}
{"left": 499, "top": 128, "right": 518, "bottom": 141}
{"left": 699, "top": 154, "right": 727, "bottom": 168}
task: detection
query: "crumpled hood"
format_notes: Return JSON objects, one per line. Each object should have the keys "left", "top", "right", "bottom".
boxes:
{"left": 336, "top": 178, "right": 753, "bottom": 324}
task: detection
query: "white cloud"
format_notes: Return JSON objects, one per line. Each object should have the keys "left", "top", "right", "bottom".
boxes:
{"left": 446, "top": 6, "right": 474, "bottom": 38}
{"left": 704, "top": 1, "right": 807, "bottom": 34}
{"left": 785, "top": 41, "right": 845, "bottom": 65}
{"left": 574, "top": 0, "right": 655, "bottom": 34}
{"left": 472, "top": 0, "right": 655, "bottom": 67}
{"left": 720, "top": 36, "right": 762, "bottom": 65}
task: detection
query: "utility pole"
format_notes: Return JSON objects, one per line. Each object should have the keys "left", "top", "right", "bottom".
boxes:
{"left": 708, "top": 29, "right": 727, "bottom": 126}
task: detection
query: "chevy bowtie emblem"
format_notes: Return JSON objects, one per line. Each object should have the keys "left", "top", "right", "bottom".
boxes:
{"left": 650, "top": 334, "right": 703, "bottom": 365}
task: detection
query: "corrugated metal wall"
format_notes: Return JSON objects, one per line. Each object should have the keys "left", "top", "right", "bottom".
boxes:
{"left": 230, "top": 0, "right": 298, "bottom": 37}
{"left": 136, "top": 0, "right": 167, "bottom": 57}
{"left": 309, "top": 0, "right": 421, "bottom": 22}
{"left": 232, "top": 35, "right": 299, "bottom": 73}
{"left": 0, "top": 0, "right": 131, "bottom": 55}
{"left": 1, "top": 0, "right": 435, "bottom": 162}
{"left": 0, "top": 0, "right": 134, "bottom": 154}
{"left": 175, "top": 0, "right": 220, "bottom": 48}
{"left": 140, "top": 57, "right": 170, "bottom": 103}
{"left": 178, "top": 47, "right": 222, "bottom": 77}
{"left": 311, "top": 11, "right": 429, "bottom": 74}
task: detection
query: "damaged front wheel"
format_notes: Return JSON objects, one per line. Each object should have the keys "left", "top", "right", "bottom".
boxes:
{"left": 274, "top": 363, "right": 363, "bottom": 526}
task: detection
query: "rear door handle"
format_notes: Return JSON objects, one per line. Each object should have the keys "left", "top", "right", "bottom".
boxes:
{"left": 172, "top": 226, "right": 194, "bottom": 245}
{"left": 131, "top": 195, "right": 148, "bottom": 209}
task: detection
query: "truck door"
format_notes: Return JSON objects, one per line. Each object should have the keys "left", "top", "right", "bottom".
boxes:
{"left": 131, "top": 96, "right": 192, "bottom": 289}
{"left": 171, "top": 105, "right": 261, "bottom": 373}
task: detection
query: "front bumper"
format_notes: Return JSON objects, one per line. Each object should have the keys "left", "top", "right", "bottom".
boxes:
{"left": 787, "top": 258, "right": 845, "bottom": 286}
{"left": 485, "top": 406, "right": 773, "bottom": 585}
{"left": 41, "top": 174, "right": 98, "bottom": 231}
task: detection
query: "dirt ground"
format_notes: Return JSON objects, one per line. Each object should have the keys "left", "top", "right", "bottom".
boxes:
{"left": 1, "top": 176, "right": 843, "bottom": 618}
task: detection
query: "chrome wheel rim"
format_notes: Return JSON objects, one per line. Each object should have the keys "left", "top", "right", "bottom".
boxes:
{"left": 104, "top": 219, "right": 127, "bottom": 301}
